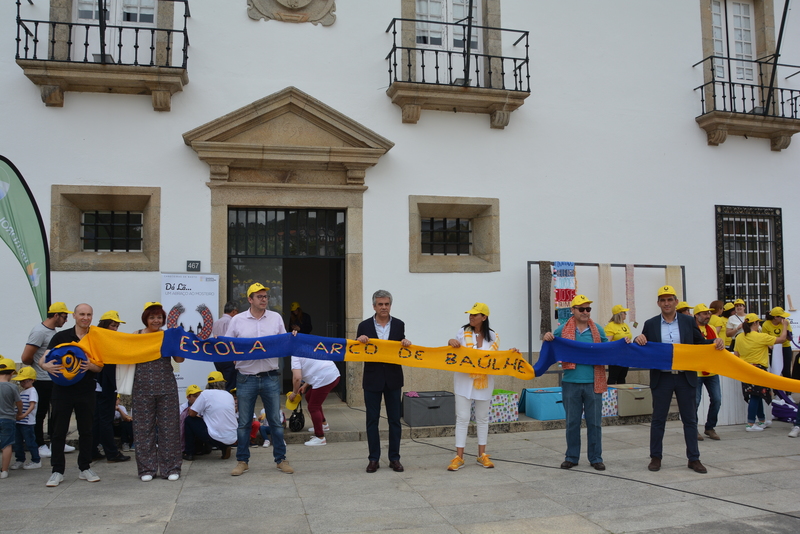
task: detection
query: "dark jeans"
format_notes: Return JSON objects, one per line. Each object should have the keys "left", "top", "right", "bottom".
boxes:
{"left": 607, "top": 365, "right": 628, "bottom": 385}
{"left": 33, "top": 379, "right": 53, "bottom": 446}
{"left": 93, "top": 394, "right": 120, "bottom": 458}
{"left": 364, "top": 387, "right": 401, "bottom": 462}
{"left": 114, "top": 420, "right": 134, "bottom": 446}
{"left": 695, "top": 375, "right": 721, "bottom": 430}
{"left": 650, "top": 372, "right": 699, "bottom": 462}
{"left": 14, "top": 424, "right": 40, "bottom": 463}
{"left": 184, "top": 417, "right": 231, "bottom": 455}
{"left": 50, "top": 389, "right": 95, "bottom": 474}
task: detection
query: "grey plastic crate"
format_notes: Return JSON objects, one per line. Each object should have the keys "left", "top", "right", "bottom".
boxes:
{"left": 402, "top": 391, "right": 456, "bottom": 427}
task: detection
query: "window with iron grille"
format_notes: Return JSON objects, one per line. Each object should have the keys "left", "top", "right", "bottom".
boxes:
{"left": 715, "top": 205, "right": 784, "bottom": 315}
{"left": 421, "top": 217, "right": 472, "bottom": 255}
{"left": 81, "top": 211, "right": 143, "bottom": 252}
{"left": 228, "top": 208, "right": 346, "bottom": 258}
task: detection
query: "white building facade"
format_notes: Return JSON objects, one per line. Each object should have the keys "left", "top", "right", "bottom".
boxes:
{"left": 2, "top": 1, "right": 799, "bottom": 415}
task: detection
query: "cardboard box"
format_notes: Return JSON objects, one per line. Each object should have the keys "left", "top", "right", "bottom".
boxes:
{"left": 519, "top": 387, "right": 565, "bottom": 421}
{"left": 610, "top": 384, "right": 652, "bottom": 416}
{"left": 402, "top": 391, "right": 455, "bottom": 426}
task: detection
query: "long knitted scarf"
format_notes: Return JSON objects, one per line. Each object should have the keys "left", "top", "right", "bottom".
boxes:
{"left": 464, "top": 328, "right": 499, "bottom": 389}
{"left": 559, "top": 317, "right": 607, "bottom": 393}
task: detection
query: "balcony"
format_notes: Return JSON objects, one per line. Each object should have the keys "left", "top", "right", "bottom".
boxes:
{"left": 694, "top": 55, "right": 800, "bottom": 151}
{"left": 14, "top": 0, "right": 190, "bottom": 111}
{"left": 384, "top": 18, "right": 530, "bottom": 129}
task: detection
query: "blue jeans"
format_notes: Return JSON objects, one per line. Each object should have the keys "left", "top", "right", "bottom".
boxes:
{"left": 695, "top": 375, "right": 721, "bottom": 430}
{"left": 561, "top": 382, "right": 602, "bottom": 464}
{"left": 747, "top": 397, "right": 766, "bottom": 424}
{"left": 236, "top": 372, "right": 285, "bottom": 464}
{"left": 14, "top": 424, "right": 40, "bottom": 463}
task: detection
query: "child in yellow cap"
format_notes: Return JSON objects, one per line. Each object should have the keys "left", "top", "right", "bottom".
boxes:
{"left": 10, "top": 367, "right": 42, "bottom": 470}
{"left": 0, "top": 358, "right": 24, "bottom": 479}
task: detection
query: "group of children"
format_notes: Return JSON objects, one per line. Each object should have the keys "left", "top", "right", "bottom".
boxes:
{"left": 0, "top": 359, "right": 40, "bottom": 478}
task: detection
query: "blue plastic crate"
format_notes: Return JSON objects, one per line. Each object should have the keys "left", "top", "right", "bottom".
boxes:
{"left": 519, "top": 387, "right": 565, "bottom": 421}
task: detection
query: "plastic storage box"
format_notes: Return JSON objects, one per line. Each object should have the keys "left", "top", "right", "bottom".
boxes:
{"left": 610, "top": 384, "right": 652, "bottom": 416}
{"left": 402, "top": 391, "right": 456, "bottom": 426}
{"left": 519, "top": 387, "right": 565, "bottom": 421}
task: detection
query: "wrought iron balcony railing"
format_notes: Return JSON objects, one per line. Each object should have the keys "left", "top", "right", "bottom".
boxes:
{"left": 694, "top": 55, "right": 800, "bottom": 119}
{"left": 385, "top": 17, "right": 530, "bottom": 93}
{"left": 15, "top": 0, "right": 190, "bottom": 69}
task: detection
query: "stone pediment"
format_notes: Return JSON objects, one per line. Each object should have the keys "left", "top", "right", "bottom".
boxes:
{"left": 183, "top": 87, "right": 393, "bottom": 184}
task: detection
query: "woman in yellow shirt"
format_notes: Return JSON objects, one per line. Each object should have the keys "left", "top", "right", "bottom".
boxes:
{"left": 605, "top": 305, "right": 632, "bottom": 385}
{"left": 734, "top": 313, "right": 788, "bottom": 432}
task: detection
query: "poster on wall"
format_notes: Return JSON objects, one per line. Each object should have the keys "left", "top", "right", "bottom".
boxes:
{"left": 161, "top": 272, "right": 219, "bottom": 395}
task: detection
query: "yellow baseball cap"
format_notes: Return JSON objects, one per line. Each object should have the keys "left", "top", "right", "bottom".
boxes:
{"left": 693, "top": 303, "right": 711, "bottom": 313}
{"left": 733, "top": 299, "right": 746, "bottom": 305}
{"left": 291, "top": 302, "right": 301, "bottom": 311}
{"left": 207, "top": 371, "right": 225, "bottom": 384}
{"left": 611, "top": 304, "right": 629, "bottom": 314}
{"left": 723, "top": 302, "right": 735, "bottom": 311}
{"left": 570, "top": 295, "right": 592, "bottom": 307}
{"left": 744, "top": 313, "right": 761, "bottom": 323}
{"left": 0, "top": 358, "right": 17, "bottom": 373}
{"left": 143, "top": 301, "right": 162, "bottom": 311}
{"left": 186, "top": 384, "right": 202, "bottom": 397}
{"left": 100, "top": 310, "right": 126, "bottom": 323}
{"left": 657, "top": 285, "right": 677, "bottom": 297}
{"left": 769, "top": 306, "right": 790, "bottom": 318}
{"left": 286, "top": 391, "right": 301, "bottom": 411}
{"left": 12, "top": 367, "right": 36, "bottom": 381}
{"left": 465, "top": 302, "right": 490, "bottom": 316}
{"left": 247, "top": 283, "right": 269, "bottom": 297}
{"left": 48, "top": 302, "right": 73, "bottom": 314}
{"left": 676, "top": 301, "right": 693, "bottom": 311}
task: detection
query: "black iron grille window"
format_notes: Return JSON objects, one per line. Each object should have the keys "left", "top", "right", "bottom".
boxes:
{"left": 421, "top": 217, "right": 471, "bottom": 255}
{"left": 715, "top": 205, "right": 784, "bottom": 315}
{"left": 81, "top": 211, "right": 143, "bottom": 252}
{"left": 228, "top": 209, "right": 345, "bottom": 258}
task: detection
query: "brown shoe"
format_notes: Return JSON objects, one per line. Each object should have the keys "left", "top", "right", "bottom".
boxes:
{"left": 687, "top": 460, "right": 707, "bottom": 474}
{"left": 560, "top": 461, "right": 577, "bottom": 469}
{"left": 697, "top": 432, "right": 704, "bottom": 441}
{"left": 704, "top": 429, "right": 720, "bottom": 440}
{"left": 591, "top": 462, "right": 606, "bottom": 471}
{"left": 231, "top": 461, "right": 248, "bottom": 476}
{"left": 221, "top": 446, "right": 231, "bottom": 460}
{"left": 648, "top": 457, "right": 661, "bottom": 471}
{"left": 389, "top": 460, "right": 404, "bottom": 472}
{"left": 276, "top": 460, "right": 294, "bottom": 474}
{"left": 366, "top": 460, "right": 379, "bottom": 473}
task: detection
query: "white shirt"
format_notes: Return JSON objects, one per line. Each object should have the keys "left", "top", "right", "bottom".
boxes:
{"left": 228, "top": 308, "right": 287, "bottom": 374}
{"left": 452, "top": 327, "right": 496, "bottom": 401}
{"left": 727, "top": 315, "right": 745, "bottom": 339}
{"left": 212, "top": 314, "right": 233, "bottom": 338}
{"left": 190, "top": 389, "right": 238, "bottom": 445}
{"left": 18, "top": 386, "right": 38, "bottom": 425}
{"left": 291, "top": 356, "right": 340, "bottom": 389}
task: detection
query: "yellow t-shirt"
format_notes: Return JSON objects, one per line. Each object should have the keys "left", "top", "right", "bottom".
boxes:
{"left": 604, "top": 321, "right": 632, "bottom": 342}
{"left": 709, "top": 315, "right": 730, "bottom": 347}
{"left": 760, "top": 320, "right": 792, "bottom": 348}
{"left": 735, "top": 331, "right": 776, "bottom": 368}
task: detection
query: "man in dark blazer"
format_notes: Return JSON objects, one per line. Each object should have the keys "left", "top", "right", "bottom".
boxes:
{"left": 356, "top": 290, "right": 411, "bottom": 473}
{"left": 635, "top": 286, "right": 724, "bottom": 474}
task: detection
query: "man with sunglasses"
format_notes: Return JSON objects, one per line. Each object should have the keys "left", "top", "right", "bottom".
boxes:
{"left": 543, "top": 295, "right": 608, "bottom": 471}
{"left": 634, "top": 286, "right": 724, "bottom": 474}
{"left": 20, "top": 302, "right": 76, "bottom": 459}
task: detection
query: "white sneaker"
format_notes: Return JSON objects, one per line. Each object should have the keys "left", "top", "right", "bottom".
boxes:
{"left": 64, "top": 444, "right": 76, "bottom": 453}
{"left": 745, "top": 424, "right": 764, "bottom": 432}
{"left": 79, "top": 468, "right": 100, "bottom": 482}
{"left": 9, "top": 461, "right": 24, "bottom": 470}
{"left": 141, "top": 475, "right": 153, "bottom": 482}
{"left": 23, "top": 461, "right": 42, "bottom": 470}
{"left": 757, "top": 420, "right": 772, "bottom": 429}
{"left": 121, "top": 443, "right": 131, "bottom": 452}
{"left": 304, "top": 436, "right": 327, "bottom": 447}
{"left": 168, "top": 474, "right": 180, "bottom": 481}
{"left": 1, "top": 471, "right": 8, "bottom": 479}
{"left": 262, "top": 440, "right": 271, "bottom": 448}
{"left": 308, "top": 424, "right": 330, "bottom": 432}
{"left": 789, "top": 426, "right": 800, "bottom": 438}
{"left": 46, "top": 472, "right": 64, "bottom": 487}
{"left": 39, "top": 445, "right": 51, "bottom": 458}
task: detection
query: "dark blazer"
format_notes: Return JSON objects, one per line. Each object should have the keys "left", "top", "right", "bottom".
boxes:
{"left": 357, "top": 316, "right": 405, "bottom": 391}
{"left": 641, "top": 313, "right": 712, "bottom": 388}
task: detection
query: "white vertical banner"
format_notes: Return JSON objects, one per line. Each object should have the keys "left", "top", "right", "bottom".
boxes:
{"left": 161, "top": 273, "right": 220, "bottom": 396}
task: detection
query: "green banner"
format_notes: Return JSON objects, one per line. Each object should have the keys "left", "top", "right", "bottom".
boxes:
{"left": 0, "top": 157, "right": 50, "bottom": 320}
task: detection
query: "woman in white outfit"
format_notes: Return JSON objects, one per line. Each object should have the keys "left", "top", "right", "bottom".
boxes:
{"left": 446, "top": 303, "right": 517, "bottom": 471}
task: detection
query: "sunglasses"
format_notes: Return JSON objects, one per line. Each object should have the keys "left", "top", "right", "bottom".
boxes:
{"left": 574, "top": 307, "right": 592, "bottom": 313}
